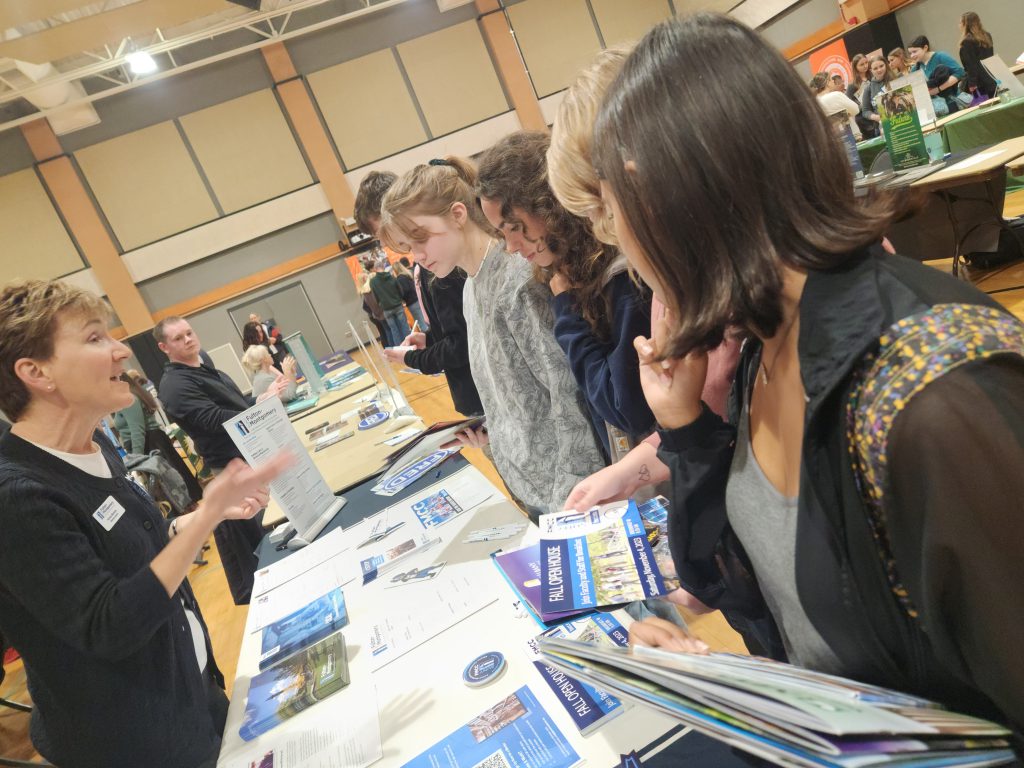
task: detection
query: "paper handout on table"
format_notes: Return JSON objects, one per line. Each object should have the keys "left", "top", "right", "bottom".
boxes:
{"left": 257, "top": 588, "right": 349, "bottom": 671}
{"left": 249, "top": 557, "right": 355, "bottom": 633}
{"left": 401, "top": 685, "right": 581, "bottom": 768}
{"left": 539, "top": 500, "right": 667, "bottom": 616}
{"left": 366, "top": 569, "right": 498, "bottom": 671}
{"left": 398, "top": 468, "right": 496, "bottom": 530}
{"left": 359, "top": 533, "right": 440, "bottom": 583}
{"left": 525, "top": 613, "right": 629, "bottom": 735}
{"left": 537, "top": 638, "right": 1014, "bottom": 768}
{"left": 220, "top": 669, "right": 381, "bottom": 768}
{"left": 251, "top": 527, "right": 350, "bottom": 599}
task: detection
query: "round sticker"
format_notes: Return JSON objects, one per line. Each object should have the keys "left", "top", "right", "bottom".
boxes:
{"left": 358, "top": 411, "right": 390, "bottom": 430}
{"left": 462, "top": 651, "right": 506, "bottom": 688}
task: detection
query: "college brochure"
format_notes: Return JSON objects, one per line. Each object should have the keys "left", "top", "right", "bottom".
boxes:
{"left": 401, "top": 686, "right": 581, "bottom": 768}
{"left": 492, "top": 544, "right": 591, "bottom": 626}
{"left": 525, "top": 613, "right": 629, "bottom": 735}
{"left": 537, "top": 638, "right": 1014, "bottom": 767}
{"left": 240, "top": 632, "right": 350, "bottom": 741}
{"left": 258, "top": 588, "right": 349, "bottom": 671}
{"left": 539, "top": 501, "right": 667, "bottom": 616}
{"left": 371, "top": 416, "right": 483, "bottom": 496}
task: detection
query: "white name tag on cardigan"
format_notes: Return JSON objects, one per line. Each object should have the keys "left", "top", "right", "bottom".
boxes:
{"left": 93, "top": 496, "right": 126, "bottom": 531}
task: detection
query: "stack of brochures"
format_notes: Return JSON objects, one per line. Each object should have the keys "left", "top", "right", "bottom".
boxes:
{"left": 537, "top": 638, "right": 1016, "bottom": 767}
{"left": 359, "top": 532, "right": 440, "bottom": 583}
{"left": 257, "top": 588, "right": 349, "bottom": 671}
{"left": 240, "top": 631, "right": 350, "bottom": 741}
{"left": 493, "top": 544, "right": 592, "bottom": 627}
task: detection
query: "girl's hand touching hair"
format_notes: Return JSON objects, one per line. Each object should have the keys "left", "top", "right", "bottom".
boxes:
{"left": 634, "top": 313, "right": 707, "bottom": 430}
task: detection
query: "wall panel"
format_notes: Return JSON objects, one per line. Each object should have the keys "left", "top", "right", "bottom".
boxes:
{"left": 74, "top": 121, "right": 219, "bottom": 250}
{"left": 179, "top": 89, "right": 313, "bottom": 214}
{"left": 397, "top": 21, "right": 509, "bottom": 137}
{"left": 307, "top": 49, "right": 428, "bottom": 169}
{"left": 590, "top": 0, "right": 672, "bottom": 46}
{"left": 0, "top": 168, "right": 83, "bottom": 283}
{"left": 507, "top": 0, "right": 603, "bottom": 97}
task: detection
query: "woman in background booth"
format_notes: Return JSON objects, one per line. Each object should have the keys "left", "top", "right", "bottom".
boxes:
{"left": 887, "top": 46, "right": 911, "bottom": 77}
{"left": 241, "top": 320, "right": 284, "bottom": 367}
{"left": 242, "top": 344, "right": 298, "bottom": 402}
{"left": 860, "top": 55, "right": 894, "bottom": 127}
{"left": 380, "top": 158, "right": 605, "bottom": 519}
{"left": 958, "top": 11, "right": 996, "bottom": 100}
{"left": 908, "top": 34, "right": 965, "bottom": 114}
{"left": 113, "top": 369, "right": 160, "bottom": 455}
{"left": 476, "top": 130, "right": 655, "bottom": 460}
{"left": 810, "top": 72, "right": 862, "bottom": 140}
{"left": 0, "top": 279, "right": 286, "bottom": 768}
{"left": 593, "top": 12, "right": 1024, "bottom": 735}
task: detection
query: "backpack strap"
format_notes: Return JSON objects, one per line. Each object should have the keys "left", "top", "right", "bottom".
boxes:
{"left": 846, "top": 303, "right": 1024, "bottom": 619}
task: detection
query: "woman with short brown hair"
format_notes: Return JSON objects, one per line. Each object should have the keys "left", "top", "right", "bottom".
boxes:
{"left": 0, "top": 279, "right": 284, "bottom": 767}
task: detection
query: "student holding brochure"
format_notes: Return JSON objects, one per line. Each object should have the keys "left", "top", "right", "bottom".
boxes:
{"left": 585, "top": 13, "right": 1024, "bottom": 740}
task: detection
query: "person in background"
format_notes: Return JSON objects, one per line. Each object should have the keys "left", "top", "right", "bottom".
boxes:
{"left": 860, "top": 55, "right": 894, "bottom": 126}
{"left": 380, "top": 158, "right": 605, "bottom": 519}
{"left": 242, "top": 345, "right": 298, "bottom": 402}
{"left": 476, "top": 130, "right": 655, "bottom": 460}
{"left": 958, "top": 11, "right": 996, "bottom": 99}
{"left": 594, "top": 13, "right": 1024, "bottom": 735}
{"left": 391, "top": 257, "right": 430, "bottom": 333}
{"left": 0, "top": 279, "right": 285, "bottom": 768}
{"left": 368, "top": 257, "right": 411, "bottom": 348}
{"left": 887, "top": 47, "right": 911, "bottom": 77}
{"left": 356, "top": 266, "right": 387, "bottom": 346}
{"left": 908, "top": 35, "right": 964, "bottom": 112}
{"left": 247, "top": 313, "right": 284, "bottom": 367}
{"left": 810, "top": 72, "right": 862, "bottom": 140}
{"left": 829, "top": 73, "right": 846, "bottom": 92}
{"left": 241, "top": 321, "right": 284, "bottom": 368}
{"left": 113, "top": 369, "right": 161, "bottom": 455}
{"left": 156, "top": 316, "right": 284, "bottom": 605}
{"left": 846, "top": 53, "right": 870, "bottom": 102}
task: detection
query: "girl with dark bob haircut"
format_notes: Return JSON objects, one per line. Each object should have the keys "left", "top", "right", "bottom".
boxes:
{"left": 591, "top": 12, "right": 1024, "bottom": 739}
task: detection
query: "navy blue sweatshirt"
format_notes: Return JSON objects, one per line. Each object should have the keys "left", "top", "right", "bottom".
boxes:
{"left": 551, "top": 271, "right": 655, "bottom": 452}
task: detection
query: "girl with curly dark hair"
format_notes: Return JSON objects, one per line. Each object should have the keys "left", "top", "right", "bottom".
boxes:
{"left": 476, "top": 131, "right": 655, "bottom": 458}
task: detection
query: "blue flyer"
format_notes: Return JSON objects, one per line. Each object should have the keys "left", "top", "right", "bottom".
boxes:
{"left": 539, "top": 501, "right": 666, "bottom": 615}
{"left": 401, "top": 685, "right": 580, "bottom": 768}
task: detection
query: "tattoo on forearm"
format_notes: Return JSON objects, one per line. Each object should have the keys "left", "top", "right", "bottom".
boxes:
{"left": 638, "top": 464, "right": 651, "bottom": 482}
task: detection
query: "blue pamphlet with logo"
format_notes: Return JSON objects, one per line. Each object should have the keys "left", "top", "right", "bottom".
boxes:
{"left": 401, "top": 685, "right": 580, "bottom": 768}
{"left": 525, "top": 613, "right": 628, "bottom": 735}
{"left": 539, "top": 501, "right": 666, "bottom": 615}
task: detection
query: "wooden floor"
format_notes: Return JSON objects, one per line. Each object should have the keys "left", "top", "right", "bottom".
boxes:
{"left": 4, "top": 189, "right": 1024, "bottom": 762}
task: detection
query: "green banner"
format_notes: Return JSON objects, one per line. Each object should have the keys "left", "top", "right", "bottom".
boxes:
{"left": 879, "top": 85, "right": 929, "bottom": 171}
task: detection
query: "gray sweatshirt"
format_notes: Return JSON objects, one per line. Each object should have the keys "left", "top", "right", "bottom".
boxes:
{"left": 463, "top": 242, "right": 606, "bottom": 514}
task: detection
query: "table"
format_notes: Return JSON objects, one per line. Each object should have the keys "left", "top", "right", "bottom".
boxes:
{"left": 900, "top": 137, "right": 1024, "bottom": 275}
{"left": 289, "top": 366, "right": 376, "bottom": 423}
{"left": 264, "top": 396, "right": 426, "bottom": 526}
{"left": 220, "top": 455, "right": 752, "bottom": 768}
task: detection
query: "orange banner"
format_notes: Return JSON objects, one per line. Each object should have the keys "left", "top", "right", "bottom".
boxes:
{"left": 809, "top": 38, "right": 852, "bottom": 87}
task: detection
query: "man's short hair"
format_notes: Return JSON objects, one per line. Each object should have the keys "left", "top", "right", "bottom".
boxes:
{"left": 354, "top": 171, "right": 398, "bottom": 234}
{"left": 153, "top": 315, "right": 186, "bottom": 344}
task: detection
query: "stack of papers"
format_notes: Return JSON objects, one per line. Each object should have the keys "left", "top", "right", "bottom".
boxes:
{"left": 538, "top": 639, "right": 1015, "bottom": 767}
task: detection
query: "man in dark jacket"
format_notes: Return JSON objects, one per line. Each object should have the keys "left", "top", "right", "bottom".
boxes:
{"left": 155, "top": 316, "right": 264, "bottom": 605}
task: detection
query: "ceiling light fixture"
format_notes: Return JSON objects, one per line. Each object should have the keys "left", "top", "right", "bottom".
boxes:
{"left": 126, "top": 50, "right": 158, "bottom": 75}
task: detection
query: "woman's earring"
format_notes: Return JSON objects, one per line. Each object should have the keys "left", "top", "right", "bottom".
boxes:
{"left": 607, "top": 211, "right": 614, "bottom": 221}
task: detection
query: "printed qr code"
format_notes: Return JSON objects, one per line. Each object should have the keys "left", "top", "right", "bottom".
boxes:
{"left": 471, "top": 750, "right": 512, "bottom": 768}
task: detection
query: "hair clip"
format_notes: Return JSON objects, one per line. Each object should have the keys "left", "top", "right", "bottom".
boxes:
{"left": 428, "top": 158, "right": 451, "bottom": 167}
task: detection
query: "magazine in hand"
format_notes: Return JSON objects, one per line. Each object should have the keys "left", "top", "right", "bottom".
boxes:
{"left": 359, "top": 532, "right": 440, "bottom": 583}
{"left": 240, "top": 631, "right": 350, "bottom": 741}
{"left": 525, "top": 613, "right": 629, "bottom": 735}
{"left": 539, "top": 501, "right": 667, "bottom": 616}
{"left": 492, "top": 544, "right": 591, "bottom": 626}
{"left": 258, "top": 588, "right": 349, "bottom": 671}
{"left": 537, "top": 637, "right": 1015, "bottom": 767}
{"left": 372, "top": 416, "right": 484, "bottom": 494}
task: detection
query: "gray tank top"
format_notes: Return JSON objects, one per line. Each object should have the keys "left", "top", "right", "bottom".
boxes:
{"left": 725, "top": 385, "right": 843, "bottom": 672}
